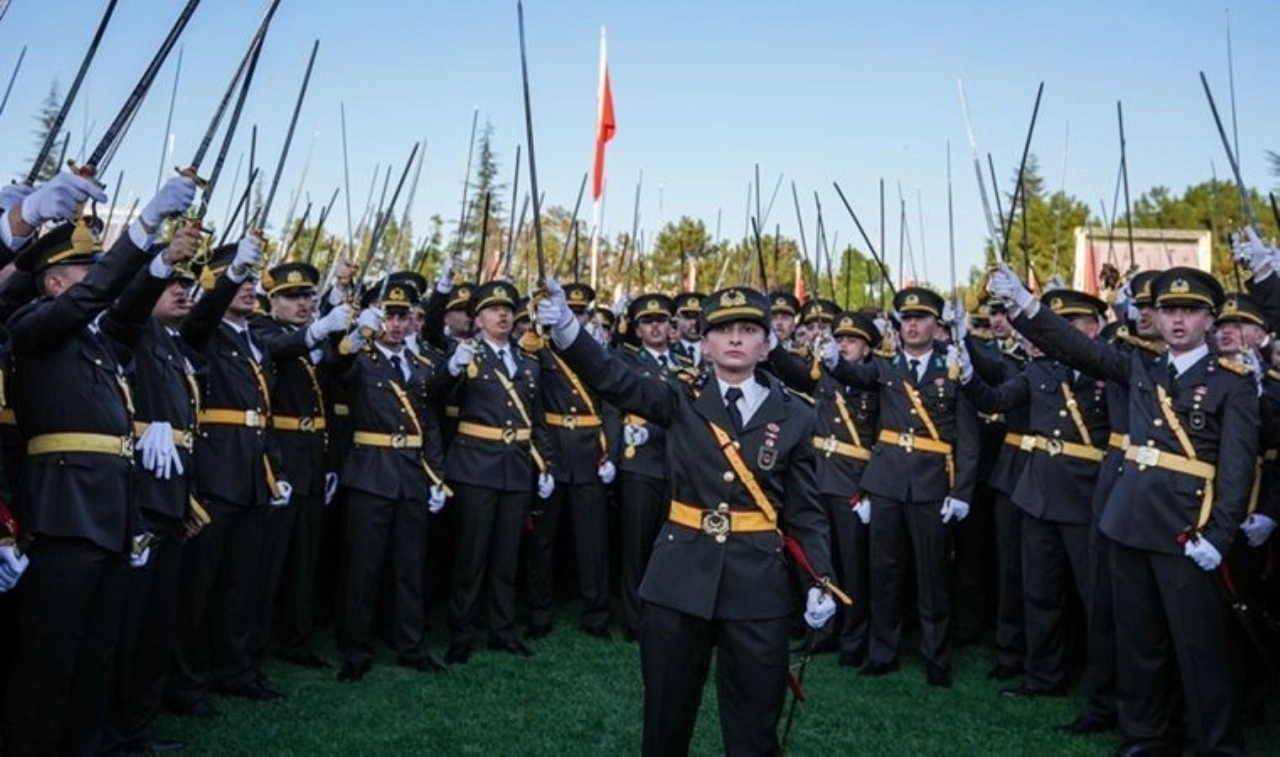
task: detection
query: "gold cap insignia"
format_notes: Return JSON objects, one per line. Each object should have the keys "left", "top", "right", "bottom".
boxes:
{"left": 645, "top": 299, "right": 661, "bottom": 311}
{"left": 388, "top": 286, "right": 408, "bottom": 302}
{"left": 569, "top": 289, "right": 586, "bottom": 303}
{"left": 719, "top": 290, "right": 747, "bottom": 307}
{"left": 905, "top": 293, "right": 919, "bottom": 306}
{"left": 1050, "top": 297, "right": 1064, "bottom": 311}
{"left": 287, "top": 271, "right": 303, "bottom": 284}
{"left": 1170, "top": 279, "right": 1190, "bottom": 294}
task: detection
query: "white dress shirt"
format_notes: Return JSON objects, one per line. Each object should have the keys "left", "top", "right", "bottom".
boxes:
{"left": 1169, "top": 343, "right": 1209, "bottom": 379}
{"left": 483, "top": 337, "right": 517, "bottom": 375}
{"left": 375, "top": 342, "right": 411, "bottom": 381}
{"left": 719, "top": 376, "right": 768, "bottom": 428}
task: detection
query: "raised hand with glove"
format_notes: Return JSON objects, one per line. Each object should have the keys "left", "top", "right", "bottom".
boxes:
{"left": 428, "top": 483, "right": 447, "bottom": 514}
{"left": 447, "top": 340, "right": 476, "bottom": 377}
{"left": 138, "top": 175, "right": 197, "bottom": 233}
{"left": 308, "top": 303, "right": 353, "bottom": 346}
{"left": 16, "top": 171, "right": 108, "bottom": 231}
{"left": 537, "top": 472, "right": 555, "bottom": 500}
{"left": 435, "top": 255, "right": 459, "bottom": 293}
{"left": 598, "top": 460, "right": 616, "bottom": 485}
{"left": 270, "top": 481, "right": 293, "bottom": 508}
{"left": 344, "top": 307, "right": 383, "bottom": 352}
{"left": 227, "top": 233, "right": 263, "bottom": 282}
{"left": 0, "top": 542, "right": 29, "bottom": 592}
{"left": 534, "top": 277, "right": 578, "bottom": 347}
{"left": 954, "top": 341, "right": 975, "bottom": 385}
{"left": 1241, "top": 513, "right": 1277, "bottom": 548}
{"left": 803, "top": 586, "right": 837, "bottom": 629}
{"left": 1183, "top": 534, "right": 1223, "bottom": 571}
{"left": 821, "top": 336, "right": 840, "bottom": 370}
{"left": 137, "top": 421, "right": 185, "bottom": 480}
{"left": 1232, "top": 227, "right": 1276, "bottom": 280}
{"left": 940, "top": 497, "right": 970, "bottom": 524}
{"left": 986, "top": 263, "right": 1038, "bottom": 318}
{"left": 622, "top": 423, "right": 649, "bottom": 448}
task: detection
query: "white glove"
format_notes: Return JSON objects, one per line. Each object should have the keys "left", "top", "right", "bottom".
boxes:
{"left": 852, "top": 496, "right": 871, "bottom": 525}
{"left": 1232, "top": 228, "right": 1275, "bottom": 278}
{"left": 428, "top": 483, "right": 447, "bottom": 513}
{"left": 623, "top": 423, "right": 650, "bottom": 448}
{"left": 952, "top": 305, "right": 968, "bottom": 342}
{"left": 270, "top": 480, "right": 293, "bottom": 507}
{"left": 435, "top": 256, "right": 458, "bottom": 293}
{"left": 20, "top": 171, "right": 108, "bottom": 227}
{"left": 987, "top": 263, "right": 1036, "bottom": 315}
{"left": 324, "top": 472, "right": 339, "bottom": 505}
{"left": 1183, "top": 536, "right": 1223, "bottom": 571}
{"left": 140, "top": 176, "right": 197, "bottom": 229}
{"left": 956, "top": 343, "right": 974, "bottom": 384}
{"left": 1241, "top": 513, "right": 1278, "bottom": 548}
{"left": 822, "top": 337, "right": 840, "bottom": 369}
{"left": 536, "top": 276, "right": 575, "bottom": 332}
{"left": 130, "top": 545, "right": 151, "bottom": 569}
{"left": 537, "top": 472, "right": 555, "bottom": 500}
{"left": 137, "top": 421, "right": 184, "bottom": 480}
{"left": 598, "top": 460, "right": 616, "bottom": 484}
{"left": 228, "top": 234, "right": 263, "bottom": 281}
{"left": 940, "top": 497, "right": 970, "bottom": 524}
{"left": 0, "top": 544, "right": 29, "bottom": 592}
{"left": 356, "top": 306, "right": 383, "bottom": 335}
{"left": 1239, "top": 349, "right": 1265, "bottom": 396}
{"left": 804, "top": 586, "right": 837, "bottom": 629}
{"left": 448, "top": 340, "right": 477, "bottom": 377}
{"left": 0, "top": 183, "right": 34, "bottom": 212}
{"left": 942, "top": 301, "right": 956, "bottom": 325}
{"left": 308, "top": 304, "right": 353, "bottom": 344}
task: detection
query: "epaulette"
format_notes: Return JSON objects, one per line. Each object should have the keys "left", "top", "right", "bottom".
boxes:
{"left": 787, "top": 346, "right": 810, "bottom": 358}
{"left": 621, "top": 343, "right": 640, "bottom": 354}
{"left": 1267, "top": 368, "right": 1280, "bottom": 382}
{"left": 874, "top": 347, "right": 898, "bottom": 360}
{"left": 673, "top": 366, "right": 699, "bottom": 384}
{"left": 1116, "top": 332, "right": 1166, "bottom": 355}
{"left": 786, "top": 388, "right": 815, "bottom": 405}
{"left": 1217, "top": 357, "right": 1251, "bottom": 376}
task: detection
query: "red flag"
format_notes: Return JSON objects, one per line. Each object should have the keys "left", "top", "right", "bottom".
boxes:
{"left": 592, "top": 29, "right": 615, "bottom": 201}
{"left": 1083, "top": 241, "right": 1099, "bottom": 296}
{"left": 794, "top": 260, "right": 807, "bottom": 303}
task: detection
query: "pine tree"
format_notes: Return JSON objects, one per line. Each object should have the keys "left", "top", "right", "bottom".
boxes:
{"left": 461, "top": 119, "right": 507, "bottom": 265}
{"left": 27, "top": 79, "right": 62, "bottom": 182}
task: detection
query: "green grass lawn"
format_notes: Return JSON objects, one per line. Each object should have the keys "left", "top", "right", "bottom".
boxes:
{"left": 156, "top": 619, "right": 1280, "bottom": 756}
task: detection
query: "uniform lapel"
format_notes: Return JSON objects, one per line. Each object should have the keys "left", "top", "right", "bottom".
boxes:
{"left": 692, "top": 374, "right": 736, "bottom": 434}
{"left": 741, "top": 375, "right": 787, "bottom": 436}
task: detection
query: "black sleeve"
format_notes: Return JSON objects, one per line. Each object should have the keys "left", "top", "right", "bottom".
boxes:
{"left": 253, "top": 321, "right": 311, "bottom": 362}
{"left": 422, "top": 289, "right": 450, "bottom": 352}
{"left": 100, "top": 264, "right": 171, "bottom": 349}
{"left": 1247, "top": 273, "right": 1280, "bottom": 331}
{"left": 961, "top": 371, "right": 1031, "bottom": 415}
{"left": 1013, "top": 307, "right": 1130, "bottom": 385}
{"left": 951, "top": 391, "right": 981, "bottom": 504}
{"left": 767, "top": 344, "right": 819, "bottom": 393}
{"left": 965, "top": 336, "right": 1012, "bottom": 384}
{"left": 781, "top": 407, "right": 833, "bottom": 581}
{"left": 828, "top": 355, "right": 881, "bottom": 389}
{"left": 180, "top": 273, "right": 242, "bottom": 352}
{"left": 556, "top": 326, "right": 680, "bottom": 428}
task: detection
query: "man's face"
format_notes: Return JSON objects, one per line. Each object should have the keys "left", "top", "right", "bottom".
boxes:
{"left": 153, "top": 279, "right": 193, "bottom": 323}
{"left": 771, "top": 313, "right": 795, "bottom": 342}
{"left": 794, "top": 323, "right": 811, "bottom": 345}
{"left": 808, "top": 320, "right": 831, "bottom": 341}
{"left": 703, "top": 320, "right": 768, "bottom": 372}
{"left": 1136, "top": 305, "right": 1158, "bottom": 338}
{"left": 42, "top": 263, "right": 92, "bottom": 298}
{"left": 677, "top": 313, "right": 700, "bottom": 341}
{"left": 270, "top": 289, "right": 315, "bottom": 327}
{"left": 228, "top": 280, "right": 258, "bottom": 318}
{"left": 1068, "top": 314, "right": 1101, "bottom": 340}
{"left": 445, "top": 309, "right": 472, "bottom": 338}
{"left": 574, "top": 309, "right": 590, "bottom": 325}
{"left": 475, "top": 305, "right": 513, "bottom": 341}
{"left": 1157, "top": 306, "right": 1213, "bottom": 353}
{"left": 898, "top": 313, "right": 936, "bottom": 350}
{"left": 1215, "top": 321, "right": 1243, "bottom": 355}
{"left": 1242, "top": 323, "right": 1266, "bottom": 350}
{"left": 379, "top": 308, "right": 410, "bottom": 347}
{"left": 637, "top": 315, "right": 670, "bottom": 350}
{"left": 990, "top": 310, "right": 1013, "bottom": 339}
{"left": 411, "top": 306, "right": 426, "bottom": 334}
{"left": 837, "top": 335, "right": 869, "bottom": 362}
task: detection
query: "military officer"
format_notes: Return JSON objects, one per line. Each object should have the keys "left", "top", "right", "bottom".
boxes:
{"left": 536, "top": 280, "right": 839, "bottom": 756}
{"left": 768, "top": 291, "right": 800, "bottom": 347}
{"left": 672, "top": 292, "right": 705, "bottom": 367}
{"left": 992, "top": 264, "right": 1254, "bottom": 756}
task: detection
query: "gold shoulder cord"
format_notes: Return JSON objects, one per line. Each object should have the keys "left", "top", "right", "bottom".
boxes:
{"left": 1059, "top": 382, "right": 1094, "bottom": 444}
{"left": 705, "top": 421, "right": 778, "bottom": 523}
{"left": 1155, "top": 384, "right": 1213, "bottom": 529}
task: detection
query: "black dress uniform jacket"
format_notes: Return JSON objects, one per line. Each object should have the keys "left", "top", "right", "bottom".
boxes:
{"left": 556, "top": 329, "right": 832, "bottom": 621}
{"left": 537, "top": 345, "right": 610, "bottom": 483}
{"left": 251, "top": 319, "right": 330, "bottom": 499}
{"left": 613, "top": 344, "right": 692, "bottom": 482}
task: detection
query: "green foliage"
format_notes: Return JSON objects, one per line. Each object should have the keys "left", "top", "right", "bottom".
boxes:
{"left": 26, "top": 79, "right": 62, "bottom": 183}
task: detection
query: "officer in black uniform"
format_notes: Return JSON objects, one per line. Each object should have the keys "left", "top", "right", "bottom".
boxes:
{"left": 335, "top": 278, "right": 447, "bottom": 681}
{"left": 993, "top": 264, "right": 1254, "bottom": 756}
{"left": 823, "top": 286, "right": 981, "bottom": 687}
{"left": 170, "top": 236, "right": 292, "bottom": 713}
{"left": 441, "top": 280, "right": 554, "bottom": 663}
{"left": 526, "top": 282, "right": 615, "bottom": 640}
{"left": 768, "top": 291, "right": 800, "bottom": 347}
{"left": 770, "top": 310, "right": 882, "bottom": 667}
{"left": 537, "top": 280, "right": 839, "bottom": 756}
{"left": 612, "top": 293, "right": 694, "bottom": 642}
{"left": 672, "top": 292, "right": 705, "bottom": 367}
{"left": 252, "top": 261, "right": 352, "bottom": 668}
{"left": 798, "top": 298, "right": 837, "bottom": 343}
{"left": 2, "top": 172, "right": 195, "bottom": 757}
{"left": 959, "top": 289, "right": 1111, "bottom": 698}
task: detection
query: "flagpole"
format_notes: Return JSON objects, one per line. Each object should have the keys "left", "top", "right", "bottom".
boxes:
{"left": 589, "top": 25, "right": 607, "bottom": 293}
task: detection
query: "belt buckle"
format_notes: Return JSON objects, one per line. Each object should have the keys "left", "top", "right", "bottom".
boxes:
{"left": 898, "top": 430, "right": 915, "bottom": 453}
{"left": 563, "top": 414, "right": 577, "bottom": 430}
{"left": 700, "top": 511, "right": 730, "bottom": 539}
{"left": 822, "top": 436, "right": 837, "bottom": 456}
{"left": 244, "top": 409, "right": 260, "bottom": 428}
{"left": 501, "top": 428, "right": 517, "bottom": 444}
{"left": 1135, "top": 446, "right": 1160, "bottom": 468}
{"left": 1045, "top": 438, "right": 1063, "bottom": 457}
{"left": 299, "top": 416, "right": 315, "bottom": 433}
{"left": 391, "top": 433, "right": 407, "bottom": 449}
{"left": 120, "top": 436, "right": 135, "bottom": 457}
{"left": 1019, "top": 435, "right": 1035, "bottom": 452}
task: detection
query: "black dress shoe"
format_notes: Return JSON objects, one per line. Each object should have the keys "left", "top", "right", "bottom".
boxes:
{"left": 581, "top": 625, "right": 612, "bottom": 641}
{"left": 166, "top": 697, "right": 219, "bottom": 719}
{"left": 986, "top": 663, "right": 1023, "bottom": 680}
{"left": 444, "top": 643, "right": 472, "bottom": 665}
{"left": 1000, "top": 683, "right": 1066, "bottom": 699}
{"left": 838, "top": 650, "right": 866, "bottom": 668}
{"left": 337, "top": 658, "right": 372, "bottom": 682}
{"left": 278, "top": 650, "right": 329, "bottom": 669}
{"left": 859, "top": 659, "right": 900, "bottom": 677}
{"left": 525, "top": 624, "right": 552, "bottom": 641}
{"left": 926, "top": 665, "right": 952, "bottom": 688}
{"left": 488, "top": 637, "right": 535, "bottom": 657}
{"left": 398, "top": 653, "right": 447, "bottom": 673}
{"left": 1054, "top": 714, "right": 1116, "bottom": 735}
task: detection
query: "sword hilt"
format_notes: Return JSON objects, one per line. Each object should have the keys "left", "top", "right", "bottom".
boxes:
{"left": 176, "top": 165, "right": 209, "bottom": 189}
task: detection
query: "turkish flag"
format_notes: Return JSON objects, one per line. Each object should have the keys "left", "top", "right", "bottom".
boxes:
{"left": 592, "top": 32, "right": 615, "bottom": 201}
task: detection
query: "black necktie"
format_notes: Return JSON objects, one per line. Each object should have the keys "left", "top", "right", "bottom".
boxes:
{"left": 497, "top": 348, "right": 510, "bottom": 377}
{"left": 1168, "top": 362, "right": 1178, "bottom": 388}
{"left": 389, "top": 354, "right": 404, "bottom": 385}
{"left": 658, "top": 353, "right": 669, "bottom": 368}
{"left": 237, "top": 328, "right": 255, "bottom": 360}
{"left": 908, "top": 358, "right": 920, "bottom": 382}
{"left": 724, "top": 387, "right": 745, "bottom": 434}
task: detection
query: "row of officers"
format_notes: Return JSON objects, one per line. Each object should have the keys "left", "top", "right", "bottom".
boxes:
{"left": 0, "top": 172, "right": 1277, "bottom": 755}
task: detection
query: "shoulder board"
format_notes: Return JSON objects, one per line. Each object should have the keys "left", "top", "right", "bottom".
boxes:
{"left": 1117, "top": 332, "right": 1167, "bottom": 355}
{"left": 1267, "top": 368, "right": 1280, "bottom": 382}
{"left": 621, "top": 343, "right": 640, "bottom": 354}
{"left": 1217, "top": 357, "right": 1251, "bottom": 376}
{"left": 787, "top": 346, "right": 810, "bottom": 357}
{"left": 674, "top": 366, "right": 699, "bottom": 383}
{"left": 874, "top": 347, "right": 898, "bottom": 360}
{"left": 517, "top": 347, "right": 539, "bottom": 361}
{"left": 786, "top": 388, "right": 815, "bottom": 405}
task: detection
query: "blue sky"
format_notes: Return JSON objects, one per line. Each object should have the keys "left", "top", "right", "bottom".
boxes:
{"left": 1, "top": 0, "right": 1277, "bottom": 283}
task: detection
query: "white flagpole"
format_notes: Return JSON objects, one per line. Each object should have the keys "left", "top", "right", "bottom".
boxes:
{"left": 589, "top": 26, "right": 607, "bottom": 293}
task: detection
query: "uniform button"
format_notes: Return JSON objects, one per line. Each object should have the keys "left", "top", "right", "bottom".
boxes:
{"left": 717, "top": 503, "right": 729, "bottom": 512}
{"left": 570, "top": 406, "right": 578, "bottom": 412}
{"left": 667, "top": 534, "right": 674, "bottom": 541}
{"left": 714, "top": 534, "right": 727, "bottom": 544}
{"left": 1053, "top": 429, "right": 1061, "bottom": 437}
{"left": 723, "top": 471, "right": 735, "bottom": 483}
{"left": 909, "top": 409, "right": 917, "bottom": 415}
{"left": 1153, "top": 419, "right": 1163, "bottom": 427}
{"left": 1058, "top": 410, "right": 1067, "bottom": 417}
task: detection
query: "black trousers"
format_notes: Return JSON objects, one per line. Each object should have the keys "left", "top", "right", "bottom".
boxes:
{"left": 449, "top": 483, "right": 527, "bottom": 646}
{"left": 1020, "top": 516, "right": 1088, "bottom": 691}
{"left": 823, "top": 494, "right": 869, "bottom": 657}
{"left": 526, "top": 478, "right": 611, "bottom": 630}
{"left": 620, "top": 474, "right": 667, "bottom": 635}
{"left": 4, "top": 538, "right": 127, "bottom": 757}
{"left": 252, "top": 501, "right": 300, "bottom": 661}
{"left": 1110, "top": 541, "right": 1243, "bottom": 755}
{"left": 951, "top": 486, "right": 992, "bottom": 644}
{"left": 1079, "top": 526, "right": 1117, "bottom": 721}
{"left": 868, "top": 497, "right": 952, "bottom": 670}
{"left": 170, "top": 499, "right": 266, "bottom": 702}
{"left": 640, "top": 603, "right": 790, "bottom": 757}
{"left": 274, "top": 493, "right": 325, "bottom": 653}
{"left": 993, "top": 491, "right": 1025, "bottom": 669}
{"left": 342, "top": 490, "right": 428, "bottom": 664}
{"left": 106, "top": 518, "right": 185, "bottom": 750}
